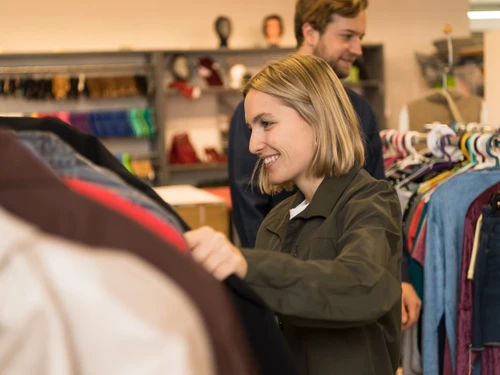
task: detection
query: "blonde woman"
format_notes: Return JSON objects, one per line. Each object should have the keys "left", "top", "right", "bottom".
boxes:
{"left": 186, "top": 54, "right": 402, "bottom": 375}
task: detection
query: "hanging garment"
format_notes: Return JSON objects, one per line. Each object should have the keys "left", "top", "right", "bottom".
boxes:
{"left": 402, "top": 326, "right": 423, "bottom": 375}
{"left": 423, "top": 170, "right": 500, "bottom": 375}
{"left": 0, "top": 208, "right": 215, "bottom": 375}
{"left": 17, "top": 131, "right": 183, "bottom": 232}
{"left": 399, "top": 89, "right": 486, "bottom": 133}
{"left": 467, "top": 215, "right": 484, "bottom": 280}
{"left": 66, "top": 177, "right": 300, "bottom": 375}
{"left": 0, "top": 131, "right": 258, "bottom": 375}
{"left": 456, "top": 184, "right": 500, "bottom": 375}
{"left": 0, "top": 116, "right": 189, "bottom": 232}
{"left": 471, "top": 206, "right": 500, "bottom": 350}
{"left": 63, "top": 177, "right": 186, "bottom": 251}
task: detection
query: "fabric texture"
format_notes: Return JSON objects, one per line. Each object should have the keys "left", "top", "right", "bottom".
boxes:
{"left": 17, "top": 130, "right": 183, "bottom": 232}
{"left": 0, "top": 131, "right": 258, "bottom": 375}
{"left": 456, "top": 184, "right": 500, "bottom": 375}
{"left": 0, "top": 116, "right": 189, "bottom": 231}
{"left": 423, "top": 170, "right": 500, "bottom": 375}
{"left": 0, "top": 208, "right": 215, "bottom": 375}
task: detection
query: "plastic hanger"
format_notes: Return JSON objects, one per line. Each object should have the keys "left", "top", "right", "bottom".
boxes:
{"left": 395, "top": 131, "right": 427, "bottom": 171}
{"left": 485, "top": 134, "right": 500, "bottom": 168}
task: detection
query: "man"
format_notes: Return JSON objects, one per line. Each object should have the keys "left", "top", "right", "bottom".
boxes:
{"left": 228, "top": 0, "right": 421, "bottom": 331}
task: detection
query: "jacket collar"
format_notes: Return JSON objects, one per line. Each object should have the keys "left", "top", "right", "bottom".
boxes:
{"left": 264, "top": 167, "right": 361, "bottom": 236}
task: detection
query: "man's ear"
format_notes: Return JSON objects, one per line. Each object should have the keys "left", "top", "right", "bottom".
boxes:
{"left": 302, "top": 22, "right": 320, "bottom": 49}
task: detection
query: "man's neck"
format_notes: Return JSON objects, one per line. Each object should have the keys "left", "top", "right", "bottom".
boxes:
{"left": 296, "top": 44, "right": 312, "bottom": 56}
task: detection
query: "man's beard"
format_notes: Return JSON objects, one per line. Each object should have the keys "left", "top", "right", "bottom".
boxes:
{"left": 313, "top": 44, "right": 350, "bottom": 79}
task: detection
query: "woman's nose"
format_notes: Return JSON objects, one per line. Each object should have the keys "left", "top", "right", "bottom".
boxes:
{"left": 249, "top": 130, "right": 263, "bottom": 155}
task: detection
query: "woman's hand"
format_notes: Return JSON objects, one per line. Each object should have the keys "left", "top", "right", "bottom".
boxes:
{"left": 185, "top": 226, "right": 248, "bottom": 281}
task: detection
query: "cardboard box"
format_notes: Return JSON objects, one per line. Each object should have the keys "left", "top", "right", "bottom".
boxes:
{"left": 154, "top": 185, "right": 230, "bottom": 237}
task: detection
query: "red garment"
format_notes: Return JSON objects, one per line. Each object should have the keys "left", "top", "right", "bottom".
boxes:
{"left": 443, "top": 338, "right": 453, "bottom": 375}
{"left": 64, "top": 177, "right": 187, "bottom": 253}
{"left": 412, "top": 218, "right": 427, "bottom": 266}
{"left": 482, "top": 348, "right": 500, "bottom": 375}
{"left": 456, "top": 183, "right": 500, "bottom": 375}
{"left": 407, "top": 200, "right": 426, "bottom": 252}
{"left": 383, "top": 155, "right": 401, "bottom": 168}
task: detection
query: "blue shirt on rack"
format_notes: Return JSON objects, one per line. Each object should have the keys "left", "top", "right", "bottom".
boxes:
{"left": 423, "top": 170, "right": 500, "bottom": 375}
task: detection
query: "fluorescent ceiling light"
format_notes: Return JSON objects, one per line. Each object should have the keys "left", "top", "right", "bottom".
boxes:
{"left": 468, "top": 11, "right": 500, "bottom": 19}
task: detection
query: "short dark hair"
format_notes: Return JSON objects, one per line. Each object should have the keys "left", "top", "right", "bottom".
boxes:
{"left": 262, "top": 14, "right": 284, "bottom": 37}
{"left": 294, "top": 0, "right": 368, "bottom": 48}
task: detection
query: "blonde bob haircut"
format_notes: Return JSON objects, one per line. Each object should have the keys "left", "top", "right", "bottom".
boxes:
{"left": 243, "top": 54, "right": 365, "bottom": 195}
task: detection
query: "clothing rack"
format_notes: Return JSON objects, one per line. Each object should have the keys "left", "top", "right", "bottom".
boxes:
{"left": 424, "top": 122, "right": 500, "bottom": 134}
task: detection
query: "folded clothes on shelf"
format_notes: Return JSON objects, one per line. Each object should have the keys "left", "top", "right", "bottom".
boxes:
{"left": 34, "top": 108, "right": 155, "bottom": 138}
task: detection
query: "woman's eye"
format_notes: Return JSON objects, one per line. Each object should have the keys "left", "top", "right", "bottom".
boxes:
{"left": 261, "top": 121, "right": 273, "bottom": 128}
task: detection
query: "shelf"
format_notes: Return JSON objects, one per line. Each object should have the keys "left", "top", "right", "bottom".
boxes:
{"left": 166, "top": 82, "right": 380, "bottom": 98}
{"left": 166, "top": 86, "right": 241, "bottom": 97}
{"left": 169, "top": 162, "right": 227, "bottom": 173}
{"left": 127, "top": 151, "right": 159, "bottom": 159}
{"left": 0, "top": 63, "right": 152, "bottom": 76}
{"left": 164, "top": 47, "right": 295, "bottom": 56}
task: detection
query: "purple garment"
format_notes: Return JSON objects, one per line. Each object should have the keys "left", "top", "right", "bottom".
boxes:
{"left": 482, "top": 348, "right": 500, "bottom": 375}
{"left": 456, "top": 183, "right": 500, "bottom": 375}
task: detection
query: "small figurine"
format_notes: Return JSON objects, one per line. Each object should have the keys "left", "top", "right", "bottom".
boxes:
{"left": 263, "top": 14, "right": 283, "bottom": 47}
{"left": 214, "top": 16, "right": 232, "bottom": 48}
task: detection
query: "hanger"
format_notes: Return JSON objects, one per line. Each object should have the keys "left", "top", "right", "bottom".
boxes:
{"left": 467, "top": 133, "right": 481, "bottom": 164}
{"left": 460, "top": 132, "right": 472, "bottom": 164}
{"left": 486, "top": 134, "right": 500, "bottom": 168}
{"left": 396, "top": 131, "right": 428, "bottom": 171}
{"left": 489, "top": 192, "right": 500, "bottom": 214}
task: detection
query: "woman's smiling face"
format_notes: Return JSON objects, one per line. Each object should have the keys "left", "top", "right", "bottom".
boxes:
{"left": 245, "top": 89, "right": 316, "bottom": 188}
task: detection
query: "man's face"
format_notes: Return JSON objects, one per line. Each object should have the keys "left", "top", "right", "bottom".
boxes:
{"left": 313, "top": 11, "right": 366, "bottom": 78}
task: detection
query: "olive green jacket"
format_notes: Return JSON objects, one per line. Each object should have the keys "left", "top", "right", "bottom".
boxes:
{"left": 242, "top": 168, "right": 402, "bottom": 375}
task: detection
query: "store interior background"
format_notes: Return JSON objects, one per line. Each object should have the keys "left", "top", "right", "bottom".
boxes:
{"left": 0, "top": 0, "right": 497, "bottom": 129}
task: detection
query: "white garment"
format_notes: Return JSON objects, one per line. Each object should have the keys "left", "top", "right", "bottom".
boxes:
{"left": 0, "top": 208, "right": 215, "bottom": 375}
{"left": 467, "top": 214, "right": 483, "bottom": 280}
{"left": 289, "top": 199, "right": 309, "bottom": 219}
{"left": 398, "top": 102, "right": 489, "bottom": 132}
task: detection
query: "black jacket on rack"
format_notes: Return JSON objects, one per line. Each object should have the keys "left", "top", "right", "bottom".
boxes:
{"left": 0, "top": 115, "right": 189, "bottom": 231}
{"left": 0, "top": 116, "right": 299, "bottom": 375}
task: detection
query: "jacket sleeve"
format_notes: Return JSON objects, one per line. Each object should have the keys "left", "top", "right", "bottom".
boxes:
{"left": 228, "top": 100, "right": 293, "bottom": 248}
{"left": 241, "top": 182, "right": 402, "bottom": 329}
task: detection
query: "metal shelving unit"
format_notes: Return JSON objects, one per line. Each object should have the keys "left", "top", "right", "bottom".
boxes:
{"left": 0, "top": 45, "right": 385, "bottom": 187}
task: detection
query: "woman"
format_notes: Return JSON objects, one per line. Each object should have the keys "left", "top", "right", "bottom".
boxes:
{"left": 186, "top": 54, "right": 402, "bottom": 375}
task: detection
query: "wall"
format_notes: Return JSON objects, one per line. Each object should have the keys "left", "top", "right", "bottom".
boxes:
{"left": 484, "top": 30, "right": 500, "bottom": 124}
{"left": 366, "top": 0, "right": 471, "bottom": 128}
{"left": 0, "top": 0, "right": 471, "bottom": 128}
{"left": 0, "top": 0, "right": 296, "bottom": 51}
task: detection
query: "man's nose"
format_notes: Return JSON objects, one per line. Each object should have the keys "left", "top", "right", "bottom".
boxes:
{"left": 350, "top": 37, "right": 363, "bottom": 57}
